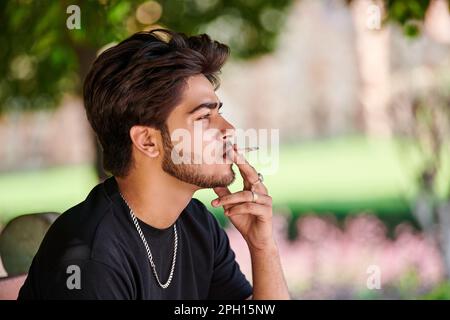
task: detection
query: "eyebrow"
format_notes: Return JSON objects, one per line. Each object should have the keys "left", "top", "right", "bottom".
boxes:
{"left": 188, "top": 101, "right": 223, "bottom": 114}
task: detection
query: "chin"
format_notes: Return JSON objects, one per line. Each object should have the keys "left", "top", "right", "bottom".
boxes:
{"left": 219, "top": 168, "right": 236, "bottom": 186}
{"left": 212, "top": 162, "right": 234, "bottom": 175}
{"left": 205, "top": 165, "right": 236, "bottom": 187}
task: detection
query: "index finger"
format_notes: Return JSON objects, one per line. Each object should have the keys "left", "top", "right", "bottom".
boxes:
{"left": 212, "top": 186, "right": 232, "bottom": 210}
{"left": 231, "top": 144, "right": 259, "bottom": 182}
{"left": 231, "top": 144, "right": 268, "bottom": 194}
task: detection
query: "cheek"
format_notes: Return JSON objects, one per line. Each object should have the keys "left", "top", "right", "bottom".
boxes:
{"left": 183, "top": 122, "right": 222, "bottom": 162}
{"left": 202, "top": 127, "right": 217, "bottom": 144}
{"left": 190, "top": 123, "right": 217, "bottom": 149}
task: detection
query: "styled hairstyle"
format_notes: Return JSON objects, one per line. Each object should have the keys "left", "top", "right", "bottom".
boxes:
{"left": 83, "top": 29, "right": 230, "bottom": 177}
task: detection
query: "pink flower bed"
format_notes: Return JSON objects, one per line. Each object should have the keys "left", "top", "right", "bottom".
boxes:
{"left": 226, "top": 213, "right": 445, "bottom": 299}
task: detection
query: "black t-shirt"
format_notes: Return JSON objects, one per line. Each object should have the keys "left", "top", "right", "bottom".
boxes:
{"left": 18, "top": 176, "right": 252, "bottom": 300}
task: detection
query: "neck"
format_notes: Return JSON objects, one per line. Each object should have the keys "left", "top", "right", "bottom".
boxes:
{"left": 115, "top": 168, "right": 199, "bottom": 230}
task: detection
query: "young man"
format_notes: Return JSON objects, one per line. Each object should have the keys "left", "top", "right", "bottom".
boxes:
{"left": 18, "top": 29, "right": 290, "bottom": 300}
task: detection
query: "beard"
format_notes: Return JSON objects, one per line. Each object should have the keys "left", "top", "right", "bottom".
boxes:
{"left": 160, "top": 125, "right": 236, "bottom": 188}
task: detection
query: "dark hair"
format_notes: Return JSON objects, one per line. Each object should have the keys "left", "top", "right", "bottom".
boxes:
{"left": 83, "top": 29, "right": 230, "bottom": 177}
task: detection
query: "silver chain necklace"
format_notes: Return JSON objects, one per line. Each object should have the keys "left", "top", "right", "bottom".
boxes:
{"left": 119, "top": 193, "right": 178, "bottom": 289}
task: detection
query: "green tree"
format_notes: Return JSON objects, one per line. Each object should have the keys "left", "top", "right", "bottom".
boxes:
{"left": 0, "top": 0, "right": 443, "bottom": 178}
{"left": 0, "top": 0, "right": 293, "bottom": 179}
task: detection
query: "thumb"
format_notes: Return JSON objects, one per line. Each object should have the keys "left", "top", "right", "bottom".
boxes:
{"left": 213, "top": 186, "right": 231, "bottom": 198}
{"left": 212, "top": 187, "right": 232, "bottom": 210}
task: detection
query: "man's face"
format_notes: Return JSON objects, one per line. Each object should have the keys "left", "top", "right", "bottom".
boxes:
{"left": 161, "top": 74, "right": 236, "bottom": 188}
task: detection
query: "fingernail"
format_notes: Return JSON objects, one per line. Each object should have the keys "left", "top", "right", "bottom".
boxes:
{"left": 224, "top": 210, "right": 229, "bottom": 215}
{"left": 212, "top": 199, "right": 219, "bottom": 206}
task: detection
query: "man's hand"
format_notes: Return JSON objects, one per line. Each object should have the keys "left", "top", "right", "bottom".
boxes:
{"left": 212, "top": 145, "right": 291, "bottom": 299}
{"left": 211, "top": 144, "right": 275, "bottom": 252}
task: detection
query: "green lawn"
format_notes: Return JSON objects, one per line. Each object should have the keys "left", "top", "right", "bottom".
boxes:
{"left": 0, "top": 165, "right": 98, "bottom": 225}
{"left": 1, "top": 136, "right": 447, "bottom": 229}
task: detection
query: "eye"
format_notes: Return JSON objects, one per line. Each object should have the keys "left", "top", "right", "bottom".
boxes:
{"left": 197, "top": 113, "right": 211, "bottom": 120}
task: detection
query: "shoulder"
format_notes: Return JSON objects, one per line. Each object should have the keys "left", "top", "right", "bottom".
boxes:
{"left": 185, "top": 198, "right": 229, "bottom": 246}
{"left": 32, "top": 181, "right": 122, "bottom": 268}
{"left": 185, "top": 198, "right": 222, "bottom": 230}
{"left": 21, "top": 181, "right": 135, "bottom": 298}
{"left": 19, "top": 257, "right": 133, "bottom": 300}
{"left": 187, "top": 197, "right": 210, "bottom": 214}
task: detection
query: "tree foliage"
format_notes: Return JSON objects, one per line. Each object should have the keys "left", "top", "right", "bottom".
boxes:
{"left": 0, "top": 0, "right": 293, "bottom": 113}
{"left": 0, "top": 0, "right": 445, "bottom": 113}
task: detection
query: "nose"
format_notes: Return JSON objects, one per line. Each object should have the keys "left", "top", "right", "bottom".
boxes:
{"left": 220, "top": 117, "right": 235, "bottom": 142}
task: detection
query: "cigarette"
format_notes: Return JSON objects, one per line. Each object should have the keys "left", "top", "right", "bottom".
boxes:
{"left": 224, "top": 141, "right": 259, "bottom": 153}
{"left": 236, "top": 146, "right": 259, "bottom": 152}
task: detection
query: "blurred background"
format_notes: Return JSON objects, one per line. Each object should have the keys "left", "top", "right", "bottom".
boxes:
{"left": 1, "top": 0, "right": 450, "bottom": 299}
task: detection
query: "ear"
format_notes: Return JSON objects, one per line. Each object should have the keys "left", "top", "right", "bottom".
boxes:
{"left": 129, "top": 125, "right": 161, "bottom": 158}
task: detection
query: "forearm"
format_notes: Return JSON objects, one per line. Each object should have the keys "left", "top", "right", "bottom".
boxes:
{"left": 248, "top": 240, "right": 291, "bottom": 300}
